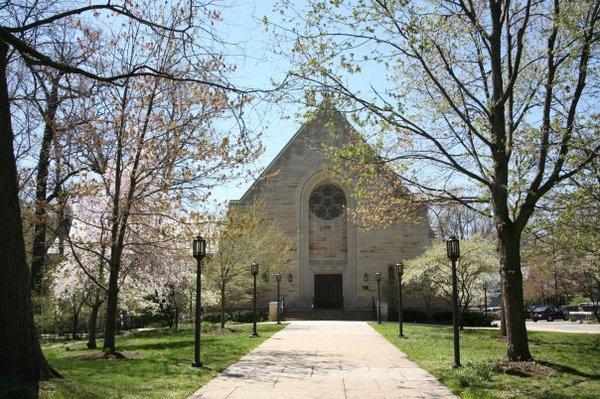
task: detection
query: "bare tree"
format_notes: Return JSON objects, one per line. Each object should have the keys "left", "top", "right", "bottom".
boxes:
{"left": 1, "top": 0, "right": 258, "bottom": 381}
{"left": 24, "top": 22, "right": 97, "bottom": 295}
{"left": 204, "top": 203, "right": 293, "bottom": 329}
{"left": 272, "top": 0, "right": 600, "bottom": 361}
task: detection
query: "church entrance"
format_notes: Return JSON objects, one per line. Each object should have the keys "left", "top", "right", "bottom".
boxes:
{"left": 314, "top": 274, "right": 343, "bottom": 309}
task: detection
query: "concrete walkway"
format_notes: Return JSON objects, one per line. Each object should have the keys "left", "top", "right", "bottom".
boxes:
{"left": 190, "top": 321, "right": 456, "bottom": 399}
{"left": 484, "top": 320, "right": 600, "bottom": 334}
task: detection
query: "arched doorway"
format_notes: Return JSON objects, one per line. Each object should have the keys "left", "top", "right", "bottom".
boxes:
{"left": 308, "top": 183, "right": 347, "bottom": 309}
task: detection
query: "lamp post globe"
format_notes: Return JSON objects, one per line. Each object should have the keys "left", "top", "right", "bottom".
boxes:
{"left": 446, "top": 236, "right": 461, "bottom": 368}
{"left": 192, "top": 234, "right": 206, "bottom": 368}
{"left": 396, "top": 262, "right": 405, "bottom": 338}
{"left": 446, "top": 236, "right": 460, "bottom": 261}
{"left": 193, "top": 235, "right": 206, "bottom": 259}
{"left": 250, "top": 262, "right": 259, "bottom": 336}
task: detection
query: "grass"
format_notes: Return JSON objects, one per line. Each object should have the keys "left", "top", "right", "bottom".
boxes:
{"left": 1, "top": 322, "right": 286, "bottom": 399}
{"left": 371, "top": 322, "right": 600, "bottom": 399}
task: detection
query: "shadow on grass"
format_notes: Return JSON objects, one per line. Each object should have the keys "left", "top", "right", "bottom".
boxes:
{"left": 0, "top": 377, "right": 39, "bottom": 399}
{"left": 121, "top": 338, "right": 194, "bottom": 352}
{"left": 537, "top": 360, "right": 600, "bottom": 380}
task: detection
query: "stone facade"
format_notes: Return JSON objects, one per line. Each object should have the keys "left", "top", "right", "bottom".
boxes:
{"left": 231, "top": 107, "right": 434, "bottom": 313}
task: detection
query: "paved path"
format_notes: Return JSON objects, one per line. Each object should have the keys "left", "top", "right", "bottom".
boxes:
{"left": 486, "top": 320, "right": 600, "bottom": 334}
{"left": 190, "top": 321, "right": 456, "bottom": 399}
{"left": 525, "top": 320, "right": 600, "bottom": 334}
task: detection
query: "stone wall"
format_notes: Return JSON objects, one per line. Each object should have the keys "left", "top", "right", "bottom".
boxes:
{"left": 234, "top": 107, "right": 443, "bottom": 314}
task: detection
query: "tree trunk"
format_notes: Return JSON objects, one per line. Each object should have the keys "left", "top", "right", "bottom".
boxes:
{"left": 174, "top": 306, "right": 179, "bottom": 331}
{"left": 72, "top": 302, "right": 80, "bottom": 340}
{"left": 30, "top": 81, "right": 60, "bottom": 295}
{"left": 498, "top": 229, "right": 532, "bottom": 360}
{"left": 0, "top": 41, "right": 59, "bottom": 381}
{"left": 220, "top": 284, "right": 226, "bottom": 329}
{"left": 103, "top": 256, "right": 120, "bottom": 353}
{"left": 87, "top": 300, "right": 102, "bottom": 349}
{"left": 500, "top": 303, "right": 507, "bottom": 336}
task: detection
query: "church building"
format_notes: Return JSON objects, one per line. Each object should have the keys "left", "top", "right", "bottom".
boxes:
{"left": 230, "top": 106, "right": 433, "bottom": 318}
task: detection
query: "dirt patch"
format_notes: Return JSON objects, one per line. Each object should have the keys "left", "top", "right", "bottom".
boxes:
{"left": 493, "top": 360, "right": 557, "bottom": 378}
{"left": 66, "top": 351, "right": 142, "bottom": 361}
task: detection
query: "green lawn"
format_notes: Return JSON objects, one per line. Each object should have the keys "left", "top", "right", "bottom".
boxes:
{"left": 371, "top": 322, "right": 600, "bottom": 399}
{"left": 2, "top": 322, "right": 286, "bottom": 399}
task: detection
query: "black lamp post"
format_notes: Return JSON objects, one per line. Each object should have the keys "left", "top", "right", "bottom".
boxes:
{"left": 192, "top": 234, "right": 206, "bottom": 368}
{"left": 376, "top": 272, "right": 382, "bottom": 324}
{"left": 396, "top": 262, "right": 405, "bottom": 338}
{"left": 446, "top": 236, "right": 461, "bottom": 368}
{"left": 483, "top": 281, "right": 488, "bottom": 316}
{"left": 276, "top": 273, "right": 281, "bottom": 324}
{"left": 250, "top": 262, "right": 259, "bottom": 336}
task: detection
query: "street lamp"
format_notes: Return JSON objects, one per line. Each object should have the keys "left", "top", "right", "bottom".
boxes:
{"left": 376, "top": 272, "right": 382, "bottom": 324}
{"left": 483, "top": 281, "right": 488, "bottom": 316}
{"left": 446, "top": 236, "right": 461, "bottom": 368}
{"left": 192, "top": 234, "right": 206, "bottom": 368}
{"left": 250, "top": 262, "right": 259, "bottom": 336}
{"left": 276, "top": 273, "right": 282, "bottom": 325}
{"left": 396, "top": 262, "right": 405, "bottom": 338}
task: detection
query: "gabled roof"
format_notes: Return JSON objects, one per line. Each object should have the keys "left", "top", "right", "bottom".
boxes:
{"left": 232, "top": 104, "right": 358, "bottom": 204}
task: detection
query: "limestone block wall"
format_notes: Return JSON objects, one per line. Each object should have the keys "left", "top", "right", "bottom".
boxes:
{"left": 235, "top": 108, "right": 441, "bottom": 314}
{"left": 308, "top": 212, "right": 348, "bottom": 263}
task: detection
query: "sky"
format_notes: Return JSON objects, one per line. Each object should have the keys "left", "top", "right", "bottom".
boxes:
{"left": 207, "top": 1, "right": 390, "bottom": 210}
{"left": 206, "top": 1, "right": 303, "bottom": 207}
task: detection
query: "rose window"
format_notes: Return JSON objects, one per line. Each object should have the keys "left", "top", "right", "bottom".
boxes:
{"left": 309, "top": 184, "right": 346, "bottom": 220}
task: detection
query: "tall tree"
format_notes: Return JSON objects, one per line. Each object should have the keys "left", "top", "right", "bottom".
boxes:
{"left": 528, "top": 162, "right": 600, "bottom": 318}
{"left": 405, "top": 238, "right": 498, "bottom": 327}
{"left": 25, "top": 22, "right": 97, "bottom": 295}
{"left": 273, "top": 0, "right": 600, "bottom": 360}
{"left": 204, "top": 203, "right": 293, "bottom": 329}
{"left": 1, "top": 0, "right": 256, "bottom": 381}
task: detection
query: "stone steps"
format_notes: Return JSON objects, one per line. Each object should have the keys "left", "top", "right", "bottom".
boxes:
{"left": 284, "top": 309, "right": 375, "bottom": 321}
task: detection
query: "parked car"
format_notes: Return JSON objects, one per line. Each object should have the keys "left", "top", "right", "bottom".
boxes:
{"left": 487, "top": 306, "right": 501, "bottom": 319}
{"left": 524, "top": 306, "right": 535, "bottom": 319}
{"left": 532, "top": 305, "right": 567, "bottom": 322}
{"left": 577, "top": 302, "right": 599, "bottom": 313}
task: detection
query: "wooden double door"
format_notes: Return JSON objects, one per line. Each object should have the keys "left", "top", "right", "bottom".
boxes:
{"left": 314, "top": 274, "right": 343, "bottom": 309}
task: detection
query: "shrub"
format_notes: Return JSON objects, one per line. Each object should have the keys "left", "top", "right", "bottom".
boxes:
{"left": 389, "top": 309, "right": 428, "bottom": 323}
{"left": 462, "top": 311, "right": 494, "bottom": 327}
{"left": 431, "top": 311, "right": 494, "bottom": 326}
{"left": 229, "top": 310, "right": 267, "bottom": 323}
{"left": 202, "top": 312, "right": 229, "bottom": 323}
{"left": 403, "top": 309, "right": 428, "bottom": 323}
{"left": 201, "top": 309, "right": 268, "bottom": 324}
{"left": 432, "top": 311, "right": 453, "bottom": 324}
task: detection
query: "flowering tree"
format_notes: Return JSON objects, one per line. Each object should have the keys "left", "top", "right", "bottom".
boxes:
{"left": 204, "top": 203, "right": 293, "bottom": 329}
{"left": 0, "top": 0, "right": 264, "bottom": 380}
{"left": 131, "top": 218, "right": 197, "bottom": 331}
{"left": 405, "top": 239, "right": 498, "bottom": 327}
{"left": 51, "top": 255, "right": 92, "bottom": 340}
